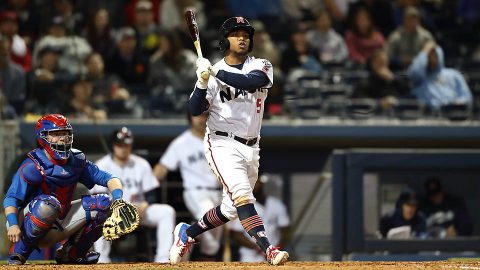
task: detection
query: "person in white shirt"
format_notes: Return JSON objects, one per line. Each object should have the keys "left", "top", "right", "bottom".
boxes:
{"left": 154, "top": 111, "right": 222, "bottom": 260}
{"left": 91, "top": 127, "right": 175, "bottom": 263}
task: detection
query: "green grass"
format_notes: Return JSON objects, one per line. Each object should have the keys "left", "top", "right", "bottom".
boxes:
{"left": 447, "top": 258, "right": 480, "bottom": 262}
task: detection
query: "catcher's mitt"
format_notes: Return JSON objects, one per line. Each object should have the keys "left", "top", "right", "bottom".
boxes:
{"left": 102, "top": 199, "right": 140, "bottom": 241}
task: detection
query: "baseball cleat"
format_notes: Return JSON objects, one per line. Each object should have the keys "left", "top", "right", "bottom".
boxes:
{"left": 266, "top": 245, "right": 289, "bottom": 265}
{"left": 8, "top": 253, "right": 26, "bottom": 265}
{"left": 169, "top": 222, "right": 194, "bottom": 264}
{"left": 55, "top": 246, "right": 100, "bottom": 264}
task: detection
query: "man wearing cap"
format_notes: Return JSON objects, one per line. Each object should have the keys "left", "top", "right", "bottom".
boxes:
{"left": 379, "top": 187, "right": 427, "bottom": 239}
{"left": 0, "top": 10, "right": 31, "bottom": 71}
{"left": 32, "top": 15, "right": 91, "bottom": 76}
{"left": 421, "top": 177, "right": 473, "bottom": 238}
{"left": 91, "top": 127, "right": 175, "bottom": 263}
{"left": 0, "top": 34, "right": 25, "bottom": 118}
{"left": 107, "top": 26, "right": 148, "bottom": 89}
{"left": 386, "top": 6, "right": 434, "bottom": 70}
{"left": 133, "top": 0, "right": 158, "bottom": 55}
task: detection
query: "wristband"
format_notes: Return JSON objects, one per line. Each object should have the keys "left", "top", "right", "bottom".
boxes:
{"left": 112, "top": 189, "right": 123, "bottom": 200}
{"left": 6, "top": 213, "right": 18, "bottom": 227}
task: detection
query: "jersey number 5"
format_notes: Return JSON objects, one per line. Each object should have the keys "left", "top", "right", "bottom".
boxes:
{"left": 256, "top": 98, "right": 262, "bottom": 113}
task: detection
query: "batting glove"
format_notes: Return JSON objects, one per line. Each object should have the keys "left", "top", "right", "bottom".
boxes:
{"left": 196, "top": 67, "right": 209, "bottom": 88}
{"left": 196, "top": 57, "right": 212, "bottom": 70}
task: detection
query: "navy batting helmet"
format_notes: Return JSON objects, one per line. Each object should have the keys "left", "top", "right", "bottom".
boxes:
{"left": 219, "top": 16, "right": 255, "bottom": 52}
{"left": 111, "top": 127, "right": 133, "bottom": 145}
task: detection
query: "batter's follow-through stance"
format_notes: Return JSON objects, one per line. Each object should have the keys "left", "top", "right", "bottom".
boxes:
{"left": 3, "top": 114, "right": 136, "bottom": 265}
{"left": 169, "top": 16, "right": 289, "bottom": 265}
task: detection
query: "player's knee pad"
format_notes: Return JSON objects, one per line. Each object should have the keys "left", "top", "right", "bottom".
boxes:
{"left": 25, "top": 195, "right": 61, "bottom": 237}
{"left": 81, "top": 194, "right": 111, "bottom": 223}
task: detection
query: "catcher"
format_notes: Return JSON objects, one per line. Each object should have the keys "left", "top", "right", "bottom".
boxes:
{"left": 3, "top": 114, "right": 139, "bottom": 265}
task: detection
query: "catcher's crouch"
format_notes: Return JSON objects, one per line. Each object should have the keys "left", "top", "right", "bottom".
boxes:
{"left": 3, "top": 114, "right": 139, "bottom": 265}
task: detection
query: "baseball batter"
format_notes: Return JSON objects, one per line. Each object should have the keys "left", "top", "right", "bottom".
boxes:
{"left": 169, "top": 16, "right": 289, "bottom": 266}
{"left": 91, "top": 127, "right": 175, "bottom": 263}
{"left": 154, "top": 112, "right": 222, "bottom": 260}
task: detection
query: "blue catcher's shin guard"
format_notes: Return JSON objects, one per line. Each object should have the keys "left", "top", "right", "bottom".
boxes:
{"left": 9, "top": 195, "right": 61, "bottom": 265}
{"left": 56, "top": 194, "right": 110, "bottom": 264}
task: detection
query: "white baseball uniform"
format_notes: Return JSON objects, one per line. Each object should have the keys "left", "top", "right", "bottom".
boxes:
{"left": 203, "top": 56, "right": 273, "bottom": 219}
{"left": 230, "top": 197, "right": 290, "bottom": 262}
{"left": 160, "top": 129, "right": 222, "bottom": 255}
{"left": 91, "top": 154, "right": 175, "bottom": 263}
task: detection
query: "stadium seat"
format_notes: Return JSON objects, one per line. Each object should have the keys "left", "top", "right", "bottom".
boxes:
{"left": 345, "top": 99, "right": 378, "bottom": 120}
{"left": 393, "top": 99, "right": 425, "bottom": 120}
{"left": 440, "top": 103, "right": 472, "bottom": 121}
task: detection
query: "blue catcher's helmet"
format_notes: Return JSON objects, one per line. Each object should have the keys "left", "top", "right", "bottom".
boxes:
{"left": 35, "top": 114, "right": 73, "bottom": 160}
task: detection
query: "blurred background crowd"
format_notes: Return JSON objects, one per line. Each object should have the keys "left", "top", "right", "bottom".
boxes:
{"left": 1, "top": 0, "right": 480, "bottom": 121}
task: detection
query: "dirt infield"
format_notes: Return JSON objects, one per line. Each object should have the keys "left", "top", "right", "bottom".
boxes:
{"left": 1, "top": 261, "right": 480, "bottom": 270}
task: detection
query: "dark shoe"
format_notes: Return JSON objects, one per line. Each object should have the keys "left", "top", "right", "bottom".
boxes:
{"left": 55, "top": 245, "right": 100, "bottom": 265}
{"left": 8, "top": 253, "right": 27, "bottom": 265}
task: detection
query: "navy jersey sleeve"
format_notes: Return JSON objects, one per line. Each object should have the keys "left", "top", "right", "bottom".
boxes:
{"left": 80, "top": 160, "right": 115, "bottom": 189}
{"left": 4, "top": 161, "right": 42, "bottom": 209}
{"left": 216, "top": 70, "right": 269, "bottom": 90}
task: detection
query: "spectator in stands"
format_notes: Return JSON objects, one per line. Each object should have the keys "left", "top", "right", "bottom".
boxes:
{"left": 27, "top": 45, "right": 75, "bottom": 115}
{"left": 352, "top": 49, "right": 410, "bottom": 111}
{"left": 160, "top": 0, "right": 207, "bottom": 32}
{"left": 50, "top": 0, "right": 84, "bottom": 34}
{"left": 323, "top": 0, "right": 356, "bottom": 30}
{"left": 348, "top": 0, "right": 396, "bottom": 37}
{"left": 82, "top": 8, "right": 116, "bottom": 62}
{"left": 251, "top": 20, "right": 284, "bottom": 116}
{"left": 0, "top": 11, "right": 31, "bottom": 71}
{"left": 1, "top": 0, "right": 40, "bottom": 42}
{"left": 84, "top": 52, "right": 132, "bottom": 115}
{"left": 386, "top": 6, "right": 434, "bottom": 70}
{"left": 230, "top": 174, "right": 290, "bottom": 262}
{"left": 281, "top": 23, "right": 322, "bottom": 77}
{"left": 281, "top": 0, "right": 324, "bottom": 23}
{"left": 421, "top": 177, "right": 473, "bottom": 238}
{"left": 408, "top": 41, "right": 472, "bottom": 109}
{"left": 0, "top": 34, "right": 25, "bottom": 118}
{"left": 344, "top": 7, "right": 385, "bottom": 66}
{"left": 106, "top": 27, "right": 148, "bottom": 96}
{"left": 61, "top": 80, "right": 107, "bottom": 121}
{"left": 379, "top": 187, "right": 427, "bottom": 239}
{"left": 251, "top": 20, "right": 281, "bottom": 69}
{"left": 147, "top": 29, "right": 196, "bottom": 113}
{"left": 33, "top": 16, "right": 92, "bottom": 76}
{"left": 133, "top": 0, "right": 158, "bottom": 56}
{"left": 307, "top": 10, "right": 348, "bottom": 65}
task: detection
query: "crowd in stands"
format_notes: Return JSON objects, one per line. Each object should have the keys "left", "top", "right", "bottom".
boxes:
{"left": 1, "top": 0, "right": 480, "bottom": 121}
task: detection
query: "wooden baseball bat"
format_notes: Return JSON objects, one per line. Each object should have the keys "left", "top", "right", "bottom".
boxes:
{"left": 185, "top": 10, "right": 209, "bottom": 80}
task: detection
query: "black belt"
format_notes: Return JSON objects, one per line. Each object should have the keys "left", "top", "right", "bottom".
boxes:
{"left": 214, "top": 131, "right": 258, "bottom": 146}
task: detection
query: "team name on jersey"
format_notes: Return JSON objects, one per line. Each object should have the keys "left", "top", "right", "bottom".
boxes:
{"left": 188, "top": 151, "right": 205, "bottom": 164}
{"left": 220, "top": 87, "right": 267, "bottom": 103}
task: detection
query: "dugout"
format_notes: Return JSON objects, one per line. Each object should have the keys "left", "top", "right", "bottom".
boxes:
{"left": 332, "top": 149, "right": 480, "bottom": 261}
